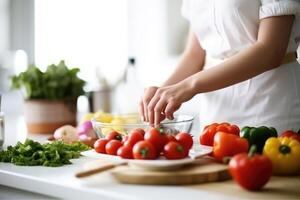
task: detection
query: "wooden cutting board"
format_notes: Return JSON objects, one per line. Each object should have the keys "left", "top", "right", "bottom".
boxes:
{"left": 111, "top": 159, "right": 231, "bottom": 185}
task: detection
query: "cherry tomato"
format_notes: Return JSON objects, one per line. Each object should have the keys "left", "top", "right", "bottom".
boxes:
{"left": 93, "top": 138, "right": 109, "bottom": 154}
{"left": 133, "top": 141, "right": 157, "bottom": 160}
{"left": 175, "top": 132, "right": 193, "bottom": 150}
{"left": 124, "top": 130, "right": 144, "bottom": 147}
{"left": 105, "top": 131, "right": 122, "bottom": 141}
{"left": 117, "top": 145, "right": 133, "bottom": 159}
{"left": 166, "top": 134, "right": 177, "bottom": 143}
{"left": 163, "top": 141, "right": 188, "bottom": 160}
{"left": 133, "top": 128, "right": 145, "bottom": 136}
{"left": 122, "top": 135, "right": 129, "bottom": 144}
{"left": 144, "top": 128, "right": 168, "bottom": 153}
{"left": 105, "top": 140, "right": 123, "bottom": 155}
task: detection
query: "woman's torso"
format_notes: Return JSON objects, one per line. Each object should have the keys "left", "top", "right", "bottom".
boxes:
{"left": 182, "top": 0, "right": 300, "bottom": 133}
{"left": 182, "top": 0, "right": 300, "bottom": 59}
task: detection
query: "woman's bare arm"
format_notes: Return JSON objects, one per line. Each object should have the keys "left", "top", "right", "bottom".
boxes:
{"left": 186, "top": 15, "right": 295, "bottom": 93}
{"left": 144, "top": 15, "right": 294, "bottom": 126}
{"left": 163, "top": 28, "right": 206, "bottom": 86}
{"left": 139, "top": 28, "right": 205, "bottom": 122}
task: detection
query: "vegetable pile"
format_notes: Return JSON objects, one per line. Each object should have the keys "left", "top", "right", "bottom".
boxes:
{"left": 0, "top": 139, "right": 90, "bottom": 167}
{"left": 199, "top": 123, "right": 300, "bottom": 191}
{"left": 94, "top": 128, "right": 193, "bottom": 160}
{"left": 11, "top": 60, "right": 85, "bottom": 100}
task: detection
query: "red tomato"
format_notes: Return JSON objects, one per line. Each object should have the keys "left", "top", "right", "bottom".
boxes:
{"left": 163, "top": 141, "right": 188, "bottom": 160}
{"left": 124, "top": 130, "right": 144, "bottom": 147}
{"left": 144, "top": 128, "right": 168, "bottom": 153}
{"left": 175, "top": 132, "right": 193, "bottom": 150}
{"left": 105, "top": 131, "right": 122, "bottom": 141}
{"left": 122, "top": 135, "right": 129, "bottom": 144}
{"left": 93, "top": 138, "right": 109, "bottom": 154}
{"left": 133, "top": 128, "right": 145, "bottom": 136}
{"left": 117, "top": 145, "right": 133, "bottom": 159}
{"left": 166, "top": 134, "right": 177, "bottom": 143}
{"left": 133, "top": 141, "right": 157, "bottom": 160}
{"left": 229, "top": 152, "right": 272, "bottom": 190}
{"left": 105, "top": 140, "right": 123, "bottom": 155}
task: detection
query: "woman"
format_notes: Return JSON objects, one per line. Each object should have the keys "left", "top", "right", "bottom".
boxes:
{"left": 139, "top": 0, "right": 300, "bottom": 133}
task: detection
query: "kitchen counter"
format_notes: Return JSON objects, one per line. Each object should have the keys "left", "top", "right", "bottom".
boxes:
{"left": 1, "top": 92, "right": 300, "bottom": 200}
{"left": 1, "top": 154, "right": 300, "bottom": 200}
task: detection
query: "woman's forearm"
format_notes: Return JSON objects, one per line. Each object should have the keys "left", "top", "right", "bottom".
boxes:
{"left": 163, "top": 51, "right": 205, "bottom": 86}
{"left": 184, "top": 16, "right": 294, "bottom": 94}
{"left": 140, "top": 15, "right": 295, "bottom": 126}
{"left": 163, "top": 29, "right": 205, "bottom": 86}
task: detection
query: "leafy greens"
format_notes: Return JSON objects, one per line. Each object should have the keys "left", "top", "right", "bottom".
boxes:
{"left": 11, "top": 60, "right": 85, "bottom": 100}
{"left": 0, "top": 139, "right": 90, "bottom": 167}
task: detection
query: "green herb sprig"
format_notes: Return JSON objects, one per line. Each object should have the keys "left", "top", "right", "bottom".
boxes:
{"left": 0, "top": 139, "right": 90, "bottom": 167}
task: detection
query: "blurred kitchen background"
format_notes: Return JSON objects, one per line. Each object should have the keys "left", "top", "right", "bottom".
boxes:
{"left": 1, "top": 0, "right": 300, "bottom": 139}
{"left": 0, "top": 0, "right": 193, "bottom": 112}
{"left": 0, "top": 0, "right": 202, "bottom": 140}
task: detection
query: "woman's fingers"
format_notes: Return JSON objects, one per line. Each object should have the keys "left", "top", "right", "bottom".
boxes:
{"left": 153, "top": 99, "right": 167, "bottom": 127}
{"left": 147, "top": 95, "right": 160, "bottom": 126}
{"left": 165, "top": 101, "right": 178, "bottom": 120}
{"left": 141, "top": 84, "right": 185, "bottom": 125}
{"left": 143, "top": 97, "right": 149, "bottom": 122}
{"left": 138, "top": 99, "right": 145, "bottom": 121}
{"left": 142, "top": 87, "right": 158, "bottom": 122}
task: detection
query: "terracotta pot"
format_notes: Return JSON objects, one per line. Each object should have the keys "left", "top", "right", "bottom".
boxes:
{"left": 24, "top": 99, "right": 77, "bottom": 134}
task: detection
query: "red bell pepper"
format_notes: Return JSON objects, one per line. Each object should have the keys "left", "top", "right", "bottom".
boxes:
{"left": 200, "top": 123, "right": 240, "bottom": 146}
{"left": 213, "top": 131, "right": 249, "bottom": 162}
{"left": 280, "top": 130, "right": 300, "bottom": 143}
{"left": 229, "top": 146, "right": 273, "bottom": 190}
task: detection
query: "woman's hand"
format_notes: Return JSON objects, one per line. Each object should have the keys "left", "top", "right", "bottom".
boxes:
{"left": 138, "top": 28, "right": 204, "bottom": 127}
{"left": 139, "top": 80, "right": 195, "bottom": 127}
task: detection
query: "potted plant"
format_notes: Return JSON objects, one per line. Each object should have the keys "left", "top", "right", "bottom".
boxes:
{"left": 11, "top": 60, "right": 85, "bottom": 134}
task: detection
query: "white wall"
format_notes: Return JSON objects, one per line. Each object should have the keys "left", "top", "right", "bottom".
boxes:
{"left": 0, "top": 0, "right": 9, "bottom": 53}
{"left": 10, "top": 0, "right": 34, "bottom": 63}
{"left": 127, "top": 0, "right": 189, "bottom": 86}
{"left": 0, "top": 0, "right": 11, "bottom": 92}
{"left": 128, "top": 0, "right": 188, "bottom": 59}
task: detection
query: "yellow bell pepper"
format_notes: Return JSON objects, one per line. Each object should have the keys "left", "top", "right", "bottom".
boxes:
{"left": 263, "top": 137, "right": 300, "bottom": 175}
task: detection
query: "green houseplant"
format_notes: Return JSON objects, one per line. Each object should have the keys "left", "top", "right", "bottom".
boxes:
{"left": 11, "top": 60, "right": 85, "bottom": 134}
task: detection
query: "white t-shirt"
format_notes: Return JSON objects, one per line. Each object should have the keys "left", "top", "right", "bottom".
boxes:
{"left": 181, "top": 0, "right": 300, "bottom": 59}
{"left": 181, "top": 0, "right": 300, "bottom": 133}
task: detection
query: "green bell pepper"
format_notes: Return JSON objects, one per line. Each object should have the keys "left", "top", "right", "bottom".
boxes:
{"left": 241, "top": 126, "right": 277, "bottom": 153}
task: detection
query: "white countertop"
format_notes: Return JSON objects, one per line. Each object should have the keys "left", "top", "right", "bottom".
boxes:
{"left": 2, "top": 92, "right": 300, "bottom": 200}
{"left": 2, "top": 152, "right": 300, "bottom": 200}
{"left": 1, "top": 91, "right": 226, "bottom": 200}
{"left": 0, "top": 156, "right": 235, "bottom": 200}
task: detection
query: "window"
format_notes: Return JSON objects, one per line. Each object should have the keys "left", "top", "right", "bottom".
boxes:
{"left": 34, "top": 0, "right": 128, "bottom": 86}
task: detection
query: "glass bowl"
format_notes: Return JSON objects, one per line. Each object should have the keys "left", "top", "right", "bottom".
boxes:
{"left": 91, "top": 114, "right": 194, "bottom": 138}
